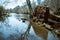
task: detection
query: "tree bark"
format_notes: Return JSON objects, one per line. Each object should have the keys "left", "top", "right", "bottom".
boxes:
{"left": 26, "top": 0, "right": 32, "bottom": 14}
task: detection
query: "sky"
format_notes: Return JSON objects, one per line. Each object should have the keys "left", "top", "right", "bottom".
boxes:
{"left": 1, "top": 0, "right": 38, "bottom": 9}
{"left": 0, "top": 0, "right": 44, "bottom": 9}
{"left": 2, "top": 0, "right": 26, "bottom": 9}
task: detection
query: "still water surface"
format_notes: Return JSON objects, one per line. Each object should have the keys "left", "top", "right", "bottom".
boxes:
{"left": 0, "top": 13, "right": 60, "bottom": 40}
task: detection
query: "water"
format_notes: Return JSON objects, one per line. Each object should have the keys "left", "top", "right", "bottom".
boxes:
{"left": 0, "top": 13, "right": 60, "bottom": 40}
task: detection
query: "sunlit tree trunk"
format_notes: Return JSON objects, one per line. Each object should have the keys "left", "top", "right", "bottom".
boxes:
{"left": 26, "top": 0, "right": 32, "bottom": 14}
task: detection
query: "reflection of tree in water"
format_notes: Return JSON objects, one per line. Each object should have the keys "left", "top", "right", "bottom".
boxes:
{"left": 20, "top": 6, "right": 60, "bottom": 40}
{"left": 19, "top": 6, "right": 49, "bottom": 40}
{"left": 7, "top": 34, "right": 20, "bottom": 40}
{"left": 0, "top": 32, "right": 5, "bottom": 40}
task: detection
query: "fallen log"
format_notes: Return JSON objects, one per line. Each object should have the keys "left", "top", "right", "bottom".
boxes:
{"left": 49, "top": 14, "right": 60, "bottom": 22}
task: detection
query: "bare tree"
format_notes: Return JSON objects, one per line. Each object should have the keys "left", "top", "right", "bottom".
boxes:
{"left": 26, "top": 0, "right": 32, "bottom": 14}
{"left": 37, "top": 0, "right": 41, "bottom": 5}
